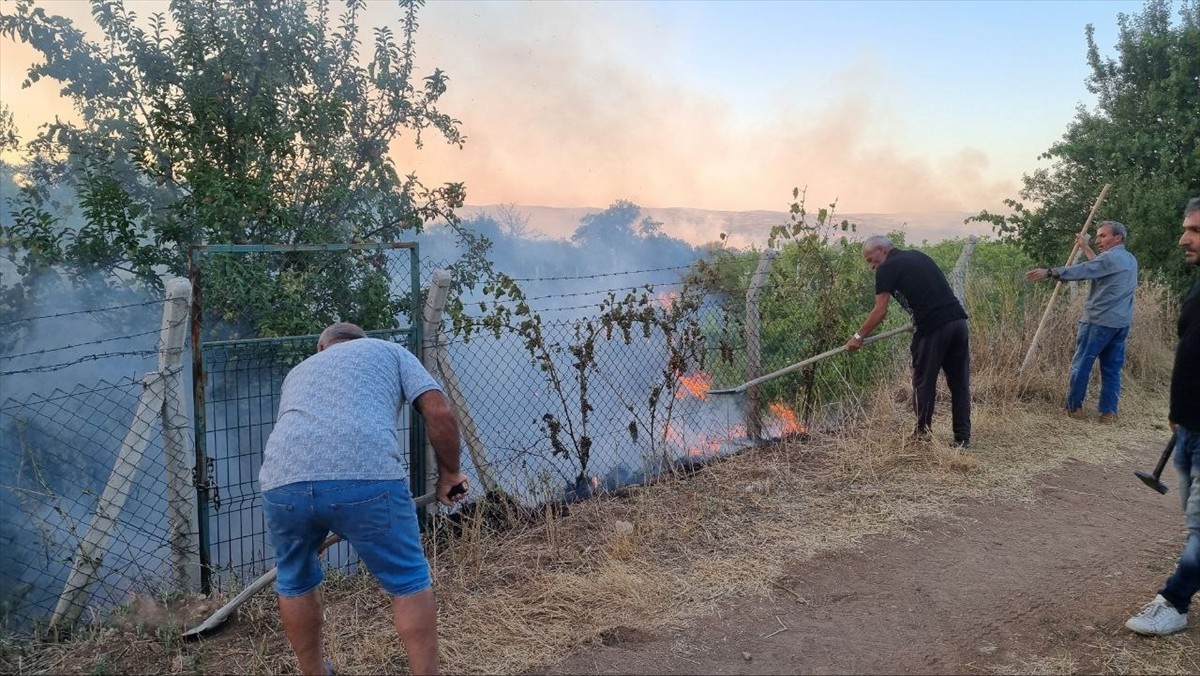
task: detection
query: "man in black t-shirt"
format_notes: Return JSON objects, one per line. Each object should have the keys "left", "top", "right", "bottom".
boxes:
{"left": 846, "top": 235, "right": 971, "bottom": 446}
{"left": 1125, "top": 197, "right": 1200, "bottom": 636}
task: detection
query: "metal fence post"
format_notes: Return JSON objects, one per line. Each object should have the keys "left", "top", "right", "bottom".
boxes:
{"left": 408, "top": 244, "right": 427, "bottom": 505}
{"left": 188, "top": 246, "right": 213, "bottom": 594}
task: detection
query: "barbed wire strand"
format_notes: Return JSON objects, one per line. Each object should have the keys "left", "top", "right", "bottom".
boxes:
{"left": 1, "top": 299, "right": 164, "bottom": 327}
{"left": 1, "top": 327, "right": 167, "bottom": 361}
{"left": 504, "top": 263, "right": 697, "bottom": 282}
{"left": 0, "top": 350, "right": 160, "bottom": 377}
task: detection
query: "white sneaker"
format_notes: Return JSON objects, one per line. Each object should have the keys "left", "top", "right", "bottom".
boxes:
{"left": 1125, "top": 595, "right": 1188, "bottom": 636}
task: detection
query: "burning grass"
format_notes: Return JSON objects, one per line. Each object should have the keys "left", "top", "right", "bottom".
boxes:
{"left": 1, "top": 286, "right": 1189, "bottom": 675}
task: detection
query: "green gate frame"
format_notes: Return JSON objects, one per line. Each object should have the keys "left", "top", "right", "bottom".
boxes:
{"left": 187, "top": 242, "right": 422, "bottom": 593}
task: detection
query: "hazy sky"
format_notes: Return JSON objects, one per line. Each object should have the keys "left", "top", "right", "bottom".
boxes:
{"left": 0, "top": 0, "right": 1147, "bottom": 215}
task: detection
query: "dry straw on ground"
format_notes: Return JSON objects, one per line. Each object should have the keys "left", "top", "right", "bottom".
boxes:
{"left": 1, "top": 286, "right": 1191, "bottom": 675}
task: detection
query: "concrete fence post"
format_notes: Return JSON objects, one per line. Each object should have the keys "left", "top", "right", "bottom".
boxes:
{"left": 744, "top": 248, "right": 778, "bottom": 442}
{"left": 51, "top": 279, "right": 192, "bottom": 627}
{"left": 420, "top": 270, "right": 499, "bottom": 496}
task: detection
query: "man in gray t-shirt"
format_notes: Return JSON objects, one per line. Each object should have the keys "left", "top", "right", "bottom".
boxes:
{"left": 260, "top": 322, "right": 468, "bottom": 676}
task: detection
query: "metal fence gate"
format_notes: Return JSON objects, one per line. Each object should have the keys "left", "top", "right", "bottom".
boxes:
{"left": 188, "top": 243, "right": 422, "bottom": 593}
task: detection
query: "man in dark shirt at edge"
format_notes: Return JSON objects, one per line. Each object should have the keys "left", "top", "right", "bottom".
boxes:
{"left": 1124, "top": 196, "right": 1200, "bottom": 636}
{"left": 846, "top": 235, "right": 971, "bottom": 447}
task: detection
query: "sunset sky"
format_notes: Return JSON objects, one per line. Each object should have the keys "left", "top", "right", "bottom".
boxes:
{"left": 0, "top": 0, "right": 1147, "bottom": 216}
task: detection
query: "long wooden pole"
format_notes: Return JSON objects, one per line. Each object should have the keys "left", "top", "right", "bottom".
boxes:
{"left": 1018, "top": 183, "right": 1111, "bottom": 373}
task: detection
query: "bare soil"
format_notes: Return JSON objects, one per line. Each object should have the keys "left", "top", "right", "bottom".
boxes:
{"left": 539, "top": 447, "right": 1199, "bottom": 675}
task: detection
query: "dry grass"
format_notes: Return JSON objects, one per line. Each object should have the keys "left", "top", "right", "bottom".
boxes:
{"left": 0, "top": 285, "right": 1188, "bottom": 675}
{"left": 987, "top": 631, "right": 1199, "bottom": 676}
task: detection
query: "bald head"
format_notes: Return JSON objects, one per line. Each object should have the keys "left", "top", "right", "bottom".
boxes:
{"left": 318, "top": 322, "right": 367, "bottom": 351}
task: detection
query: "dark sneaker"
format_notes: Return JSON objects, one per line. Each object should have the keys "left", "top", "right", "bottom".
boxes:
{"left": 954, "top": 439, "right": 970, "bottom": 449}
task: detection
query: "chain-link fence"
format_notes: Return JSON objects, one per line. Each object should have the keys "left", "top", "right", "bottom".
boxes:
{"left": 0, "top": 377, "right": 184, "bottom": 635}
{"left": 1, "top": 282, "right": 192, "bottom": 637}
{"left": 1, "top": 237, "right": 997, "bottom": 637}
{"left": 415, "top": 252, "right": 816, "bottom": 505}
{"left": 433, "top": 313, "right": 761, "bottom": 502}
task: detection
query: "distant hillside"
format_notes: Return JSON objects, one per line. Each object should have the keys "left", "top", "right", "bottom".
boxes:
{"left": 457, "top": 204, "right": 993, "bottom": 248}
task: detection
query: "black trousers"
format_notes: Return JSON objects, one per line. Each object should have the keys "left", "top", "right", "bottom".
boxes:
{"left": 910, "top": 318, "right": 971, "bottom": 443}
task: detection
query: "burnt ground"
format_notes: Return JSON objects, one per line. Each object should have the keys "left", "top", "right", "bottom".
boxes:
{"left": 538, "top": 446, "right": 1199, "bottom": 675}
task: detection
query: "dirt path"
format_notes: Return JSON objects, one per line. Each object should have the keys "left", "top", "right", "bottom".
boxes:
{"left": 540, "top": 445, "right": 1198, "bottom": 675}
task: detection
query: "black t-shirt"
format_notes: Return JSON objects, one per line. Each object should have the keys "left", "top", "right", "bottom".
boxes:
{"left": 1170, "top": 278, "right": 1200, "bottom": 428}
{"left": 874, "top": 248, "right": 968, "bottom": 335}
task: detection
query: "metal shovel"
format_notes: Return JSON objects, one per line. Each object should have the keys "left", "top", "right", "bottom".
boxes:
{"left": 706, "top": 324, "right": 914, "bottom": 396}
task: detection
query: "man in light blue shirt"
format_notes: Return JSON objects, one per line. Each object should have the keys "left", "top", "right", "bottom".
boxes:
{"left": 1026, "top": 221, "right": 1139, "bottom": 422}
{"left": 260, "top": 322, "right": 469, "bottom": 676}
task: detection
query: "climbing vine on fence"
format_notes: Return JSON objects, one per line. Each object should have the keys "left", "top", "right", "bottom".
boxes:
{"left": 447, "top": 272, "right": 712, "bottom": 482}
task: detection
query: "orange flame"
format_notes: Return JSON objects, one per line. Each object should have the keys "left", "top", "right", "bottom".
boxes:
{"left": 657, "top": 290, "right": 679, "bottom": 309}
{"left": 676, "top": 371, "right": 712, "bottom": 399}
{"left": 767, "top": 402, "right": 806, "bottom": 435}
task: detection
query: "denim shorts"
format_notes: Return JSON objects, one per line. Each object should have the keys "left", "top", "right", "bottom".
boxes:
{"left": 262, "top": 480, "right": 431, "bottom": 597}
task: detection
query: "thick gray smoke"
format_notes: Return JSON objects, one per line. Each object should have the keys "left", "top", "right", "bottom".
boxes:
{"left": 0, "top": 272, "right": 173, "bottom": 634}
{"left": 412, "top": 201, "right": 764, "bottom": 502}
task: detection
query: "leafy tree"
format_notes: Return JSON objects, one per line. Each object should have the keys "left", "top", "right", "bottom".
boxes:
{"left": 570, "top": 200, "right": 642, "bottom": 248}
{"left": 0, "top": 0, "right": 478, "bottom": 337}
{"left": 971, "top": 0, "right": 1200, "bottom": 290}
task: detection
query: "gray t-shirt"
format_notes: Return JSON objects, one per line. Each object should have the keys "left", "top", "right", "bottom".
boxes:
{"left": 258, "top": 337, "right": 442, "bottom": 491}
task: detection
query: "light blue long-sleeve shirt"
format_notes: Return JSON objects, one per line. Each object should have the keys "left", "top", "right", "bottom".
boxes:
{"left": 1051, "top": 243, "right": 1138, "bottom": 328}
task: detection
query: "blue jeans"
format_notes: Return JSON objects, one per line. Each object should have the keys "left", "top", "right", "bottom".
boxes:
{"left": 262, "top": 480, "right": 431, "bottom": 597}
{"left": 1066, "top": 322, "right": 1129, "bottom": 414}
{"left": 1159, "top": 425, "right": 1200, "bottom": 614}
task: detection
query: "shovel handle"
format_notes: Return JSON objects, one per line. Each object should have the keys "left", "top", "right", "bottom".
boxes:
{"left": 709, "top": 324, "right": 914, "bottom": 395}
